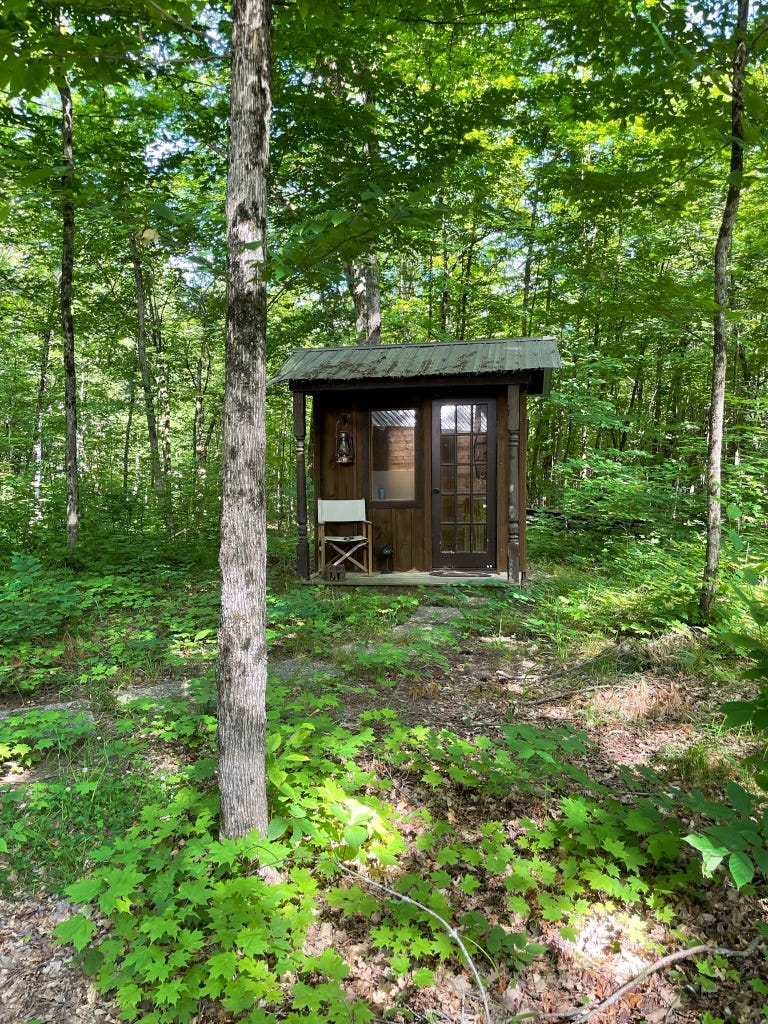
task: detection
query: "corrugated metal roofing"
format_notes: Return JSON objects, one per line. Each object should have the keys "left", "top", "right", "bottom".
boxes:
{"left": 270, "top": 337, "right": 561, "bottom": 386}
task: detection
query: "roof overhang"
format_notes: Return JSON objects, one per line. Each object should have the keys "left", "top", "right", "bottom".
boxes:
{"left": 270, "top": 337, "right": 561, "bottom": 397}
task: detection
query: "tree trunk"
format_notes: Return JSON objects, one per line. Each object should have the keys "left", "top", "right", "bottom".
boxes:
{"left": 59, "top": 80, "right": 80, "bottom": 550}
{"left": 123, "top": 373, "right": 136, "bottom": 500}
{"left": 217, "top": 0, "right": 272, "bottom": 841}
{"left": 521, "top": 188, "right": 539, "bottom": 335}
{"left": 701, "top": 0, "right": 749, "bottom": 617}
{"left": 129, "top": 236, "right": 167, "bottom": 509}
{"left": 146, "top": 285, "right": 175, "bottom": 532}
{"left": 344, "top": 255, "right": 382, "bottom": 345}
{"left": 29, "top": 325, "right": 52, "bottom": 525}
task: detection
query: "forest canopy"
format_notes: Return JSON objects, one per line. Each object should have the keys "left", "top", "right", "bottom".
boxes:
{"left": 0, "top": 0, "right": 766, "bottom": 574}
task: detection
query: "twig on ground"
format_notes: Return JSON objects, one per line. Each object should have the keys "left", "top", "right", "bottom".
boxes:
{"left": 528, "top": 682, "right": 636, "bottom": 707}
{"left": 333, "top": 861, "right": 493, "bottom": 1024}
{"left": 506, "top": 935, "right": 765, "bottom": 1023}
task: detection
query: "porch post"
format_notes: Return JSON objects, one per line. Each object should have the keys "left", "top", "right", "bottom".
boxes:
{"left": 507, "top": 384, "right": 521, "bottom": 585}
{"left": 293, "top": 390, "right": 310, "bottom": 580}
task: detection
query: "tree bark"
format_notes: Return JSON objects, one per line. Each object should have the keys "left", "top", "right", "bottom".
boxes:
{"left": 29, "top": 325, "right": 52, "bottom": 525}
{"left": 129, "top": 236, "right": 166, "bottom": 511}
{"left": 59, "top": 79, "right": 80, "bottom": 550}
{"left": 146, "top": 282, "right": 175, "bottom": 532}
{"left": 217, "top": 0, "right": 272, "bottom": 840}
{"left": 701, "top": 0, "right": 749, "bottom": 616}
{"left": 123, "top": 373, "right": 136, "bottom": 500}
{"left": 344, "top": 255, "right": 382, "bottom": 345}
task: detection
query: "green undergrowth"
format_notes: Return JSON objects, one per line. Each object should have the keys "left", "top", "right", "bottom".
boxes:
{"left": 2, "top": 530, "right": 768, "bottom": 1022}
{"left": 0, "top": 553, "right": 221, "bottom": 700}
{"left": 17, "top": 695, "right": 761, "bottom": 1023}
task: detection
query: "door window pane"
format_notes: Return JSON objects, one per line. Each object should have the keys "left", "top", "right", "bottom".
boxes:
{"left": 456, "top": 404, "right": 472, "bottom": 432}
{"left": 440, "top": 496, "right": 456, "bottom": 521}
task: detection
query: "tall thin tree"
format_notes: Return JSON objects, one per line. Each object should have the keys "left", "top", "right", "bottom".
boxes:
{"left": 58, "top": 76, "right": 80, "bottom": 550}
{"left": 701, "top": 0, "right": 749, "bottom": 616}
{"left": 217, "top": 0, "right": 272, "bottom": 839}
{"left": 130, "top": 240, "right": 163, "bottom": 487}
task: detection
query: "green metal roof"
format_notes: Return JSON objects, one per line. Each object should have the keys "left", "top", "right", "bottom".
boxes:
{"left": 270, "top": 337, "right": 561, "bottom": 390}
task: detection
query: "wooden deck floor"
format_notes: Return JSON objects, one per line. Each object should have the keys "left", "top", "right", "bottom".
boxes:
{"left": 305, "top": 570, "right": 511, "bottom": 587}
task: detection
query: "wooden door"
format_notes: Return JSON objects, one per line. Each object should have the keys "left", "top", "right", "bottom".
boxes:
{"left": 431, "top": 399, "right": 497, "bottom": 569}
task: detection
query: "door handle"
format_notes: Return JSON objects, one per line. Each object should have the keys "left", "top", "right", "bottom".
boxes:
{"left": 432, "top": 488, "right": 440, "bottom": 494}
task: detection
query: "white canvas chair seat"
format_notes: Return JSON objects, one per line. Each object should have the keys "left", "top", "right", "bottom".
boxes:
{"left": 317, "top": 499, "right": 372, "bottom": 575}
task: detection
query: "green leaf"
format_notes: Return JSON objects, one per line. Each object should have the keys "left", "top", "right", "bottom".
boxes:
{"left": 728, "top": 851, "right": 755, "bottom": 890}
{"left": 684, "top": 834, "right": 728, "bottom": 875}
{"left": 53, "top": 914, "right": 96, "bottom": 952}
{"left": 412, "top": 967, "right": 434, "bottom": 987}
{"left": 343, "top": 824, "right": 369, "bottom": 849}
{"left": 267, "top": 816, "right": 288, "bottom": 840}
{"left": 460, "top": 873, "right": 481, "bottom": 895}
{"left": 391, "top": 954, "right": 410, "bottom": 976}
{"left": 726, "top": 782, "right": 753, "bottom": 817}
{"left": 313, "top": 947, "right": 349, "bottom": 980}
{"left": 66, "top": 877, "right": 103, "bottom": 903}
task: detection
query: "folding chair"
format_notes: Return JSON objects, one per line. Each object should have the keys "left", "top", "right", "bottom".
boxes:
{"left": 317, "top": 499, "right": 373, "bottom": 575}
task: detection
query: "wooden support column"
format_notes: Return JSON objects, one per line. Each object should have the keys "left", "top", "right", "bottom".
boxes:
{"left": 507, "top": 383, "right": 521, "bottom": 585}
{"left": 293, "top": 390, "right": 310, "bottom": 579}
{"left": 519, "top": 387, "right": 528, "bottom": 585}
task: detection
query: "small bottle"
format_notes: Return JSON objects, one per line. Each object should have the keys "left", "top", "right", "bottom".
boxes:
{"left": 378, "top": 486, "right": 385, "bottom": 500}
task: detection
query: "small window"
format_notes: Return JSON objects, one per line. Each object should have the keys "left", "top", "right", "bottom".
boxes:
{"left": 371, "top": 409, "right": 417, "bottom": 502}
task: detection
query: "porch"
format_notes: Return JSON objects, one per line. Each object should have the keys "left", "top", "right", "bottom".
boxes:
{"left": 305, "top": 570, "right": 511, "bottom": 587}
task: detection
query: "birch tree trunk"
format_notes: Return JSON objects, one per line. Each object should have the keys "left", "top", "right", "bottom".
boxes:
{"left": 217, "top": 0, "right": 272, "bottom": 840}
{"left": 701, "top": 0, "right": 749, "bottom": 616}
{"left": 59, "top": 79, "right": 79, "bottom": 550}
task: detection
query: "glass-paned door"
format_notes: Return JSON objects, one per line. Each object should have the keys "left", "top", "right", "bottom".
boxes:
{"left": 431, "top": 399, "right": 496, "bottom": 569}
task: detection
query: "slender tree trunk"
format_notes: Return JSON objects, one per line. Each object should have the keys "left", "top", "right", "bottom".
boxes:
{"left": 521, "top": 188, "right": 539, "bottom": 335}
{"left": 192, "top": 355, "right": 205, "bottom": 464}
{"left": 440, "top": 212, "right": 450, "bottom": 333}
{"left": 29, "top": 326, "right": 52, "bottom": 525}
{"left": 59, "top": 79, "right": 79, "bottom": 550}
{"left": 217, "top": 0, "right": 272, "bottom": 840}
{"left": 129, "top": 236, "right": 166, "bottom": 505}
{"left": 701, "top": 0, "right": 749, "bottom": 616}
{"left": 150, "top": 306, "right": 174, "bottom": 506}
{"left": 143, "top": 282, "right": 175, "bottom": 532}
{"left": 457, "top": 236, "right": 476, "bottom": 341}
{"left": 123, "top": 373, "right": 136, "bottom": 500}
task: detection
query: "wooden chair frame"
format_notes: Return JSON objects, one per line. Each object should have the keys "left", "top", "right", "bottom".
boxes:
{"left": 317, "top": 499, "right": 373, "bottom": 575}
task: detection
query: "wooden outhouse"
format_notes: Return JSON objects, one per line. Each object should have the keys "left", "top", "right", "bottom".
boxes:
{"left": 271, "top": 337, "right": 561, "bottom": 583}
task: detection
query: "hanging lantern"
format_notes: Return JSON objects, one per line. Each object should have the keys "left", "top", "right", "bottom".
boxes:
{"left": 335, "top": 415, "right": 354, "bottom": 464}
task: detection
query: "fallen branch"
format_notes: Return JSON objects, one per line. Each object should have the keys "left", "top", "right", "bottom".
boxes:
{"left": 506, "top": 935, "right": 765, "bottom": 1023}
{"left": 527, "top": 682, "right": 635, "bottom": 707}
{"left": 333, "top": 861, "right": 493, "bottom": 1024}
